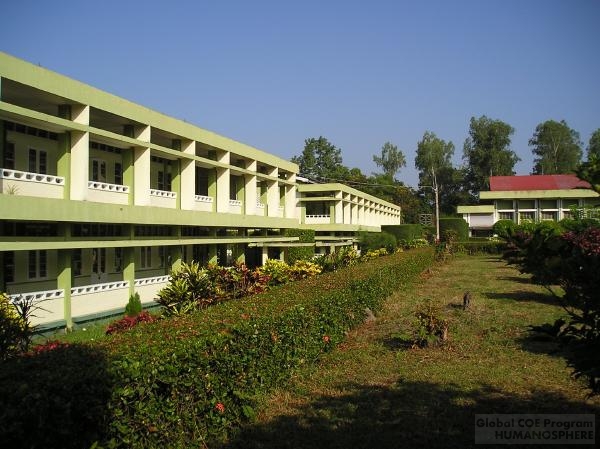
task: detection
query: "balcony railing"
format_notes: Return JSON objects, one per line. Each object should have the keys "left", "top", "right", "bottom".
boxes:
{"left": 194, "top": 194, "right": 214, "bottom": 203}
{"left": 150, "top": 189, "right": 177, "bottom": 199}
{"left": 229, "top": 199, "right": 242, "bottom": 206}
{"left": 1, "top": 168, "right": 65, "bottom": 186}
{"left": 88, "top": 180, "right": 129, "bottom": 193}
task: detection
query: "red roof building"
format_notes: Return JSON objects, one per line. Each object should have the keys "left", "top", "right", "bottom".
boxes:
{"left": 489, "top": 174, "right": 591, "bottom": 191}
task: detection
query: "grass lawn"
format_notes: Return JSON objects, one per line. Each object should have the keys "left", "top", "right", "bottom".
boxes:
{"left": 219, "top": 254, "right": 599, "bottom": 449}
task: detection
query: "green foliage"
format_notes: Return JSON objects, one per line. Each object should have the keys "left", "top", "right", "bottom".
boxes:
{"left": 287, "top": 260, "right": 322, "bottom": 280}
{"left": 358, "top": 231, "right": 397, "bottom": 253}
{"left": 530, "top": 119, "right": 583, "bottom": 175}
{"left": 499, "top": 220, "right": 600, "bottom": 393}
{"left": 314, "top": 247, "right": 360, "bottom": 273}
{"left": 372, "top": 141, "right": 406, "bottom": 179}
{"left": 463, "top": 115, "right": 520, "bottom": 197}
{"left": 412, "top": 300, "right": 449, "bottom": 347}
{"left": 156, "top": 261, "right": 213, "bottom": 316}
{"left": 382, "top": 224, "right": 423, "bottom": 242}
{"left": 259, "top": 259, "right": 291, "bottom": 286}
{"left": 0, "top": 293, "right": 25, "bottom": 361}
{"left": 0, "top": 248, "right": 435, "bottom": 448}
{"left": 587, "top": 129, "right": 600, "bottom": 160}
{"left": 124, "top": 292, "right": 142, "bottom": 317}
{"left": 576, "top": 155, "right": 600, "bottom": 194}
{"left": 492, "top": 219, "right": 517, "bottom": 239}
{"left": 291, "top": 136, "right": 345, "bottom": 181}
{"left": 106, "top": 311, "right": 157, "bottom": 335}
{"left": 439, "top": 217, "right": 468, "bottom": 241}
{"left": 283, "top": 228, "right": 315, "bottom": 263}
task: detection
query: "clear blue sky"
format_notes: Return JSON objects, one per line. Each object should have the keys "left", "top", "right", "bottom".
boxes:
{"left": 2, "top": 0, "right": 599, "bottom": 187}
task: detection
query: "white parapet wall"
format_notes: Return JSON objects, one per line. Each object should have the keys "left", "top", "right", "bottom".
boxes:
{"left": 10, "top": 289, "right": 65, "bottom": 327}
{"left": 0, "top": 169, "right": 65, "bottom": 199}
{"left": 71, "top": 281, "right": 130, "bottom": 319}
{"left": 134, "top": 275, "right": 170, "bottom": 305}
{"left": 87, "top": 181, "right": 130, "bottom": 205}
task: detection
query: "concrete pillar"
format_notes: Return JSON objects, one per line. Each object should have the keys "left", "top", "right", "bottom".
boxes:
{"left": 207, "top": 168, "right": 217, "bottom": 212}
{"left": 122, "top": 148, "right": 135, "bottom": 205}
{"left": 70, "top": 131, "right": 89, "bottom": 200}
{"left": 57, "top": 249, "right": 73, "bottom": 330}
{"left": 180, "top": 140, "right": 195, "bottom": 210}
{"left": 245, "top": 160, "right": 257, "bottom": 215}
{"left": 261, "top": 246, "right": 268, "bottom": 265}
{"left": 56, "top": 132, "right": 71, "bottom": 200}
{"left": 171, "top": 158, "right": 181, "bottom": 208}
{"left": 123, "top": 247, "right": 136, "bottom": 298}
{"left": 267, "top": 167, "right": 279, "bottom": 217}
{"left": 216, "top": 168, "right": 230, "bottom": 213}
{"left": 285, "top": 173, "right": 297, "bottom": 219}
{"left": 208, "top": 229, "right": 218, "bottom": 264}
{"left": 134, "top": 147, "right": 151, "bottom": 205}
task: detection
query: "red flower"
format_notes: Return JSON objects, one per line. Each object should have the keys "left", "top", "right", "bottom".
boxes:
{"left": 215, "top": 402, "right": 225, "bottom": 414}
{"left": 322, "top": 335, "right": 330, "bottom": 343}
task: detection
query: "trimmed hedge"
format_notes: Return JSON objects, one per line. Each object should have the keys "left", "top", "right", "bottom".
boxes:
{"left": 358, "top": 231, "right": 397, "bottom": 252}
{"left": 0, "top": 248, "right": 434, "bottom": 448}
{"left": 382, "top": 224, "right": 423, "bottom": 241}
{"left": 283, "top": 228, "right": 315, "bottom": 263}
{"left": 439, "top": 218, "right": 469, "bottom": 241}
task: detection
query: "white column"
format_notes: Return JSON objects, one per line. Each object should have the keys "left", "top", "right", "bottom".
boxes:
{"left": 245, "top": 160, "right": 257, "bottom": 215}
{"left": 285, "top": 173, "right": 297, "bottom": 219}
{"left": 180, "top": 140, "right": 195, "bottom": 210}
{"left": 134, "top": 147, "right": 151, "bottom": 206}
{"left": 70, "top": 131, "right": 89, "bottom": 201}
{"left": 69, "top": 105, "right": 90, "bottom": 201}
{"left": 267, "top": 166, "right": 279, "bottom": 217}
{"left": 216, "top": 150, "right": 230, "bottom": 213}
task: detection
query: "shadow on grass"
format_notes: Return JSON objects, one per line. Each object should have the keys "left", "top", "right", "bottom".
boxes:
{"left": 497, "top": 275, "right": 533, "bottom": 285}
{"left": 220, "top": 381, "right": 598, "bottom": 449}
{"left": 0, "top": 344, "right": 112, "bottom": 449}
{"left": 484, "top": 290, "right": 558, "bottom": 305}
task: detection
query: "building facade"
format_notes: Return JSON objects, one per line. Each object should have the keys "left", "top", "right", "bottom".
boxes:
{"left": 458, "top": 175, "right": 600, "bottom": 236}
{"left": 0, "top": 53, "right": 400, "bottom": 329}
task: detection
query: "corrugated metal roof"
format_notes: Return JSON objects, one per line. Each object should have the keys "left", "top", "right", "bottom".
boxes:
{"left": 489, "top": 175, "right": 590, "bottom": 191}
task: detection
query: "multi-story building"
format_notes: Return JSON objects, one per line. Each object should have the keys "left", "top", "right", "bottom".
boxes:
{"left": 297, "top": 181, "right": 401, "bottom": 254}
{"left": 457, "top": 175, "right": 600, "bottom": 236}
{"left": 0, "top": 52, "right": 400, "bottom": 329}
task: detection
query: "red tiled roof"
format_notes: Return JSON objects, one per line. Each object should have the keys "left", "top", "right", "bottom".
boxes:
{"left": 489, "top": 175, "right": 590, "bottom": 191}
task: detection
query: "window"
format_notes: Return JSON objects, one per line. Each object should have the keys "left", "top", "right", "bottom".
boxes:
{"left": 541, "top": 211, "right": 557, "bottom": 221}
{"left": 4, "top": 142, "right": 15, "bottom": 169}
{"left": 114, "top": 163, "right": 123, "bottom": 185}
{"left": 114, "top": 248, "right": 123, "bottom": 272}
{"left": 92, "top": 248, "right": 106, "bottom": 274}
{"left": 28, "top": 250, "right": 47, "bottom": 279}
{"left": 73, "top": 249, "right": 82, "bottom": 276}
{"left": 140, "top": 247, "right": 152, "bottom": 268}
{"left": 4, "top": 251, "right": 15, "bottom": 283}
{"left": 28, "top": 149, "right": 47, "bottom": 174}
{"left": 91, "top": 159, "right": 107, "bottom": 182}
{"left": 519, "top": 211, "right": 535, "bottom": 222}
{"left": 498, "top": 211, "right": 514, "bottom": 221}
{"left": 159, "top": 246, "right": 167, "bottom": 268}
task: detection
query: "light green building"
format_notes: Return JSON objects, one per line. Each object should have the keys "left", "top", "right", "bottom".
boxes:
{"left": 457, "top": 175, "right": 599, "bottom": 236}
{"left": 0, "top": 52, "right": 400, "bottom": 329}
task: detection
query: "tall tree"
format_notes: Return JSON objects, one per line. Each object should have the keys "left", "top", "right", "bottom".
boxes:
{"left": 415, "top": 131, "right": 464, "bottom": 213}
{"left": 463, "top": 115, "right": 519, "bottom": 196}
{"left": 372, "top": 141, "right": 406, "bottom": 179}
{"left": 587, "top": 128, "right": 600, "bottom": 161}
{"left": 291, "top": 136, "right": 345, "bottom": 180}
{"left": 529, "top": 120, "right": 583, "bottom": 174}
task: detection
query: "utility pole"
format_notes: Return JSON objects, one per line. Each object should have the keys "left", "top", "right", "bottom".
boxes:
{"left": 419, "top": 167, "right": 440, "bottom": 242}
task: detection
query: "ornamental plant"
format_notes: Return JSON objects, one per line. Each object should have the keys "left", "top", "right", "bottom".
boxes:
{"left": 0, "top": 293, "right": 25, "bottom": 360}
{"left": 105, "top": 311, "right": 157, "bottom": 335}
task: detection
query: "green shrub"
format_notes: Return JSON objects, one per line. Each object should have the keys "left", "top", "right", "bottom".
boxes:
{"left": 0, "top": 248, "right": 434, "bottom": 448}
{"left": 492, "top": 219, "right": 517, "bottom": 239}
{"left": 124, "top": 292, "right": 142, "bottom": 317}
{"left": 156, "top": 261, "right": 213, "bottom": 316}
{"left": 314, "top": 246, "right": 360, "bottom": 272}
{"left": 259, "top": 259, "right": 291, "bottom": 285}
{"left": 358, "top": 231, "right": 397, "bottom": 253}
{"left": 288, "top": 260, "right": 322, "bottom": 280}
{"left": 284, "top": 228, "right": 315, "bottom": 263}
{"left": 439, "top": 217, "right": 468, "bottom": 241}
{"left": 0, "top": 293, "right": 25, "bottom": 361}
{"left": 382, "top": 224, "right": 423, "bottom": 242}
